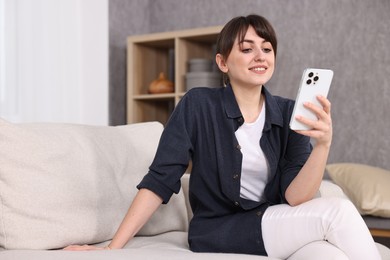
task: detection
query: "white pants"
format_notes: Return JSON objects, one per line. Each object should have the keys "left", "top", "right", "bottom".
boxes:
{"left": 261, "top": 197, "right": 381, "bottom": 260}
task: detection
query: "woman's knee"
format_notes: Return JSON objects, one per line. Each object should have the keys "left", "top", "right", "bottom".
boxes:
{"left": 325, "top": 197, "right": 358, "bottom": 214}
{"left": 318, "top": 197, "right": 362, "bottom": 226}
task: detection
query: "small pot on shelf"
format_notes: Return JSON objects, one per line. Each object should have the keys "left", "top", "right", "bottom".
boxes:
{"left": 148, "top": 72, "right": 174, "bottom": 94}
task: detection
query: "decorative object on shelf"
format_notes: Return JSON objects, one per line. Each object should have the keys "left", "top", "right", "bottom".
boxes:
{"left": 188, "top": 58, "right": 213, "bottom": 72}
{"left": 148, "top": 72, "right": 174, "bottom": 94}
{"left": 186, "top": 58, "right": 222, "bottom": 91}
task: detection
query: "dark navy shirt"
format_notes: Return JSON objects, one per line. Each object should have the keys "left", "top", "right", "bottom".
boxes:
{"left": 137, "top": 84, "right": 312, "bottom": 256}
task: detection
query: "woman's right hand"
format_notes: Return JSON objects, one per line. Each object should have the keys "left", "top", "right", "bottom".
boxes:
{"left": 294, "top": 95, "right": 333, "bottom": 147}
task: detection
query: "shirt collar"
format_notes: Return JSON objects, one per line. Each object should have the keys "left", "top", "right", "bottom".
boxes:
{"left": 223, "top": 83, "right": 284, "bottom": 130}
{"left": 223, "top": 84, "right": 242, "bottom": 119}
{"left": 262, "top": 86, "right": 284, "bottom": 130}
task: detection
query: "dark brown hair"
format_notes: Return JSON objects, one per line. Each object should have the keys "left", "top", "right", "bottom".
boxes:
{"left": 216, "top": 14, "right": 278, "bottom": 60}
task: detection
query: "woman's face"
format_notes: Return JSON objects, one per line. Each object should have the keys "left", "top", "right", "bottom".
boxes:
{"left": 218, "top": 26, "right": 275, "bottom": 89}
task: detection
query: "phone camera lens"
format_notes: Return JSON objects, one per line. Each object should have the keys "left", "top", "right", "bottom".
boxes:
{"left": 314, "top": 76, "right": 319, "bottom": 82}
{"left": 306, "top": 79, "right": 312, "bottom": 85}
{"left": 308, "top": 72, "right": 314, "bottom": 78}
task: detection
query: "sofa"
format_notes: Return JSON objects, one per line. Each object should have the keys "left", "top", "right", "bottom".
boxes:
{"left": 0, "top": 118, "right": 389, "bottom": 260}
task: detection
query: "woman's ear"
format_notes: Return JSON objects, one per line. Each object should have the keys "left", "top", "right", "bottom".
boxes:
{"left": 216, "top": 54, "right": 228, "bottom": 73}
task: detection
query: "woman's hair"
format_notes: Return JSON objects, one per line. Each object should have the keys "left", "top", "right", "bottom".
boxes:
{"left": 216, "top": 14, "right": 278, "bottom": 60}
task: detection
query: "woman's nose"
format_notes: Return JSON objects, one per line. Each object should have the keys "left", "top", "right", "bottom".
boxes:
{"left": 254, "top": 49, "right": 265, "bottom": 62}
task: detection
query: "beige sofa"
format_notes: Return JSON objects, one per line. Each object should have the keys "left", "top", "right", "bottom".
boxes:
{"left": 0, "top": 119, "right": 389, "bottom": 260}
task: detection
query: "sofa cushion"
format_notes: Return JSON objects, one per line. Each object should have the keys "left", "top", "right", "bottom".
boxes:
{"left": 326, "top": 163, "right": 390, "bottom": 218}
{"left": 0, "top": 119, "right": 188, "bottom": 250}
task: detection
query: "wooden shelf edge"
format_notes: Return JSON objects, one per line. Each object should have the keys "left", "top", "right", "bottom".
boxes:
{"left": 132, "top": 93, "right": 176, "bottom": 100}
{"left": 127, "top": 25, "right": 223, "bottom": 43}
{"left": 370, "top": 228, "right": 390, "bottom": 238}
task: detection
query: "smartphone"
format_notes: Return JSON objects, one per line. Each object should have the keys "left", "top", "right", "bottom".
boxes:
{"left": 289, "top": 68, "right": 334, "bottom": 130}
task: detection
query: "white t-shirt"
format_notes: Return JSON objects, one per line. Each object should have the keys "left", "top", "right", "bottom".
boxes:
{"left": 235, "top": 102, "right": 269, "bottom": 202}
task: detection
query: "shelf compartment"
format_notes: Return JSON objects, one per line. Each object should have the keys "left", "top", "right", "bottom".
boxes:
{"left": 127, "top": 26, "right": 223, "bottom": 124}
{"left": 176, "top": 34, "right": 220, "bottom": 93}
{"left": 132, "top": 99, "right": 175, "bottom": 125}
{"left": 128, "top": 39, "right": 175, "bottom": 96}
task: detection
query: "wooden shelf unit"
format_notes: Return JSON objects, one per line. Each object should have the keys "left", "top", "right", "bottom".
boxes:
{"left": 127, "top": 26, "right": 223, "bottom": 124}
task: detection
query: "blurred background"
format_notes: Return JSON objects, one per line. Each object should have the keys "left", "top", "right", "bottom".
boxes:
{"left": 1, "top": 0, "right": 389, "bottom": 169}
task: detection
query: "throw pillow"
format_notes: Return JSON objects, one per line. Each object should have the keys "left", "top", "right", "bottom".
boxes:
{"left": 326, "top": 163, "right": 390, "bottom": 218}
{"left": 0, "top": 119, "right": 188, "bottom": 250}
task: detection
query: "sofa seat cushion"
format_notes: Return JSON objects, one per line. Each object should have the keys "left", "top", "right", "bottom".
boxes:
{"left": 0, "top": 248, "right": 273, "bottom": 260}
{"left": 0, "top": 119, "right": 188, "bottom": 250}
{"left": 0, "top": 232, "right": 275, "bottom": 260}
{"left": 2, "top": 231, "right": 389, "bottom": 260}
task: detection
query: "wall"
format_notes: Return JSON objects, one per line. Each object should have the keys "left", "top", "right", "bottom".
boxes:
{"left": 109, "top": 0, "right": 390, "bottom": 170}
{"left": 0, "top": 0, "right": 108, "bottom": 125}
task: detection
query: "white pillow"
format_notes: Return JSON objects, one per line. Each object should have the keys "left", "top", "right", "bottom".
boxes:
{"left": 0, "top": 119, "right": 188, "bottom": 250}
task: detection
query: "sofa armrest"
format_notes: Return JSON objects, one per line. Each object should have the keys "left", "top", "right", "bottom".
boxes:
{"left": 181, "top": 174, "right": 193, "bottom": 222}
{"left": 318, "top": 180, "right": 348, "bottom": 199}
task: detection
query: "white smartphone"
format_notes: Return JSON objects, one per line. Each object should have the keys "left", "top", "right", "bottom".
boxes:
{"left": 289, "top": 68, "right": 334, "bottom": 130}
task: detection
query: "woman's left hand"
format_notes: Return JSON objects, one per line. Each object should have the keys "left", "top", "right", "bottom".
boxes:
{"left": 294, "top": 95, "right": 332, "bottom": 147}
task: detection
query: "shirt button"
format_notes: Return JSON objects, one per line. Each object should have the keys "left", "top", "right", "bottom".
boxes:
{"left": 234, "top": 201, "right": 240, "bottom": 206}
{"left": 237, "top": 117, "right": 244, "bottom": 124}
{"left": 233, "top": 174, "right": 239, "bottom": 180}
{"left": 236, "top": 144, "right": 241, "bottom": 150}
{"left": 256, "top": 211, "right": 262, "bottom": 217}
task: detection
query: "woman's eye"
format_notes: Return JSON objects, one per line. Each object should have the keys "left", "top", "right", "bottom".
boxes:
{"left": 262, "top": 48, "right": 272, "bottom": 53}
{"left": 242, "top": 48, "right": 252, "bottom": 53}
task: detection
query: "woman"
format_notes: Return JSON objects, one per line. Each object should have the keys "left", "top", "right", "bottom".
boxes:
{"left": 66, "top": 14, "right": 380, "bottom": 259}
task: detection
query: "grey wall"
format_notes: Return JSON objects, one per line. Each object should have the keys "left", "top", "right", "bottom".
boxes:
{"left": 109, "top": 0, "right": 390, "bottom": 170}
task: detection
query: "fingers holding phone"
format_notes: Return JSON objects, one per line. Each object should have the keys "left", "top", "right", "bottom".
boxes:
{"left": 294, "top": 95, "right": 333, "bottom": 146}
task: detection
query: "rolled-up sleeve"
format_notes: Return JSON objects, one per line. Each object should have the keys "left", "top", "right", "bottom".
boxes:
{"left": 137, "top": 94, "right": 195, "bottom": 204}
{"left": 279, "top": 130, "right": 312, "bottom": 200}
